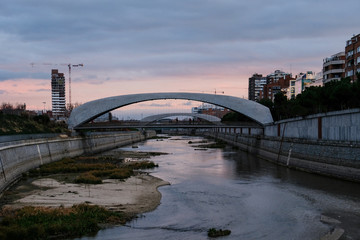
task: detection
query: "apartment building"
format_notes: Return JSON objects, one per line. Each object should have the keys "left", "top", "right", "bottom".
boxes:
{"left": 323, "top": 52, "right": 345, "bottom": 84}
{"left": 266, "top": 69, "right": 291, "bottom": 84}
{"left": 192, "top": 104, "right": 231, "bottom": 118}
{"left": 248, "top": 73, "right": 267, "bottom": 101}
{"left": 294, "top": 71, "right": 316, "bottom": 95}
{"left": 51, "top": 69, "right": 66, "bottom": 119}
{"left": 345, "top": 34, "right": 360, "bottom": 82}
{"left": 261, "top": 75, "right": 293, "bottom": 101}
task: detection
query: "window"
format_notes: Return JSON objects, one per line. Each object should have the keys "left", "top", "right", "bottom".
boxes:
{"left": 357, "top": 46, "right": 360, "bottom": 53}
{"left": 357, "top": 56, "right": 360, "bottom": 64}
{"left": 347, "top": 70, "right": 354, "bottom": 77}
{"left": 347, "top": 50, "right": 354, "bottom": 57}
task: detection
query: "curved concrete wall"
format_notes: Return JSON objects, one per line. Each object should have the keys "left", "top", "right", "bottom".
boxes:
{"left": 0, "top": 131, "right": 156, "bottom": 194}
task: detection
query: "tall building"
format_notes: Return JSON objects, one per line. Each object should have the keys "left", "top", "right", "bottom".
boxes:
{"left": 345, "top": 33, "right": 360, "bottom": 82}
{"left": 323, "top": 52, "right": 345, "bottom": 84}
{"left": 248, "top": 73, "right": 267, "bottom": 101}
{"left": 51, "top": 69, "right": 66, "bottom": 119}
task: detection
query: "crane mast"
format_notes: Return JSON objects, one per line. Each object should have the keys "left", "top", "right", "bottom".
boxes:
{"left": 67, "top": 64, "right": 83, "bottom": 107}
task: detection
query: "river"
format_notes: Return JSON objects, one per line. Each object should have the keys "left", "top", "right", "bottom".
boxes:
{"left": 78, "top": 135, "right": 360, "bottom": 240}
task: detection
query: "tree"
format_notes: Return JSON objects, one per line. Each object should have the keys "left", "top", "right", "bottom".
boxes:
{"left": 257, "top": 77, "right": 360, "bottom": 121}
{"left": 258, "top": 98, "right": 274, "bottom": 110}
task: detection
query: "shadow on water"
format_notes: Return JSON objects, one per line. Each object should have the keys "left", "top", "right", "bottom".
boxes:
{"left": 223, "top": 148, "right": 360, "bottom": 200}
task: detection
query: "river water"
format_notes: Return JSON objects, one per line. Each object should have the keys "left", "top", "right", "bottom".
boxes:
{"left": 78, "top": 135, "right": 360, "bottom": 240}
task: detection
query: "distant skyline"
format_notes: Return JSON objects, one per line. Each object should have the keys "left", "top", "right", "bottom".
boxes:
{"left": 1, "top": 0, "right": 360, "bottom": 112}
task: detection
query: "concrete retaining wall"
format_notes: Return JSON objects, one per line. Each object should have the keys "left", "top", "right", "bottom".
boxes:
{"left": 265, "top": 108, "right": 360, "bottom": 142}
{"left": 206, "top": 132, "right": 360, "bottom": 182}
{"left": 0, "top": 131, "right": 156, "bottom": 194}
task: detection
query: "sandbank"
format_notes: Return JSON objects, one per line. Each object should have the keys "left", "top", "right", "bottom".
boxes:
{"left": 5, "top": 174, "right": 170, "bottom": 215}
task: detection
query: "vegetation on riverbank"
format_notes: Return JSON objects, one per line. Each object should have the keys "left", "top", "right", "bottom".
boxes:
{"left": 0, "top": 154, "right": 160, "bottom": 239}
{"left": 0, "top": 203, "right": 131, "bottom": 240}
{"left": 190, "top": 139, "right": 227, "bottom": 149}
{"left": 149, "top": 135, "right": 171, "bottom": 139}
{"left": 0, "top": 112, "right": 68, "bottom": 135}
{"left": 207, "top": 228, "right": 231, "bottom": 238}
{"left": 27, "top": 156, "right": 158, "bottom": 184}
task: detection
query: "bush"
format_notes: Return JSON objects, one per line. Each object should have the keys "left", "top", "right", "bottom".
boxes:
{"left": 208, "top": 228, "right": 231, "bottom": 238}
{"left": 109, "top": 169, "right": 133, "bottom": 179}
{"left": 0, "top": 204, "right": 127, "bottom": 240}
{"left": 75, "top": 173, "right": 102, "bottom": 184}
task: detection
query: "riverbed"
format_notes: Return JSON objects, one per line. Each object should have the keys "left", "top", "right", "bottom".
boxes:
{"left": 76, "top": 135, "right": 360, "bottom": 240}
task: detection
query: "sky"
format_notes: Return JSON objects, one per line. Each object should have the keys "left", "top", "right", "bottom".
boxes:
{"left": 0, "top": 0, "right": 360, "bottom": 115}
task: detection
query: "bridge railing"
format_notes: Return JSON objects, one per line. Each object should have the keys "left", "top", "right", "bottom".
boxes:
{"left": 211, "top": 126, "right": 264, "bottom": 136}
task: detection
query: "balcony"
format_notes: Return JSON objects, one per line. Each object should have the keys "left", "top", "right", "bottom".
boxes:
{"left": 323, "top": 77, "right": 341, "bottom": 84}
{"left": 323, "top": 69, "right": 345, "bottom": 76}
{"left": 323, "top": 59, "right": 345, "bottom": 67}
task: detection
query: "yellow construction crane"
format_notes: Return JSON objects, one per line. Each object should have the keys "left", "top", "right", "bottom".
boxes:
{"left": 30, "top": 62, "right": 84, "bottom": 107}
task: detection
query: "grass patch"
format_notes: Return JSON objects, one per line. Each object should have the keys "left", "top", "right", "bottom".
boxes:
{"left": 74, "top": 172, "right": 102, "bottom": 184}
{"left": 149, "top": 136, "right": 170, "bottom": 139}
{"left": 207, "top": 228, "right": 231, "bottom": 238}
{"left": 0, "top": 203, "right": 131, "bottom": 240}
{"left": 191, "top": 140, "right": 227, "bottom": 149}
{"left": 188, "top": 140, "right": 208, "bottom": 144}
{"left": 28, "top": 157, "right": 158, "bottom": 185}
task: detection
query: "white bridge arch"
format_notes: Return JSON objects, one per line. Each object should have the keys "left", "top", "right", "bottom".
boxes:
{"left": 140, "top": 113, "right": 222, "bottom": 125}
{"left": 68, "top": 92, "right": 273, "bottom": 129}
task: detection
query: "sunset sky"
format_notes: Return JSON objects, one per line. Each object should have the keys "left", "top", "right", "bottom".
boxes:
{"left": 1, "top": 0, "right": 360, "bottom": 115}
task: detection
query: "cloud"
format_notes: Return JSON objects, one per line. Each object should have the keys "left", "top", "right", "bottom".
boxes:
{"left": 182, "top": 101, "right": 194, "bottom": 106}
{"left": 139, "top": 102, "right": 172, "bottom": 108}
{"left": 32, "top": 88, "right": 50, "bottom": 92}
{"left": 0, "top": 69, "right": 48, "bottom": 81}
{"left": 0, "top": 90, "right": 8, "bottom": 95}
{"left": 1, "top": 0, "right": 360, "bottom": 109}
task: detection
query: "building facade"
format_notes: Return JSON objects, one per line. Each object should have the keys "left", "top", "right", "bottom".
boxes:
{"left": 283, "top": 79, "right": 296, "bottom": 99}
{"left": 345, "top": 34, "right": 360, "bottom": 82}
{"left": 266, "top": 70, "right": 291, "bottom": 83}
{"left": 248, "top": 73, "right": 267, "bottom": 101}
{"left": 51, "top": 69, "right": 66, "bottom": 119}
{"left": 294, "top": 71, "right": 316, "bottom": 96}
{"left": 323, "top": 52, "right": 345, "bottom": 84}
{"left": 192, "top": 104, "right": 231, "bottom": 119}
{"left": 311, "top": 71, "right": 324, "bottom": 87}
{"left": 261, "top": 75, "right": 293, "bottom": 101}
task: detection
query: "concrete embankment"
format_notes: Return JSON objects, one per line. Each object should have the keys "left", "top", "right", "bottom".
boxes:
{"left": 0, "top": 131, "right": 156, "bottom": 194}
{"left": 205, "top": 132, "right": 360, "bottom": 182}
{"left": 205, "top": 109, "right": 360, "bottom": 182}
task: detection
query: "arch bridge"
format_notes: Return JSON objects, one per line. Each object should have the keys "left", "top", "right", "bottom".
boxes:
{"left": 140, "top": 113, "right": 222, "bottom": 125}
{"left": 68, "top": 92, "right": 273, "bottom": 130}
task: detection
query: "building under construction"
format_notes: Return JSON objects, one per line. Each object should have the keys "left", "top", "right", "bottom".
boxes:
{"left": 51, "top": 69, "right": 66, "bottom": 119}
